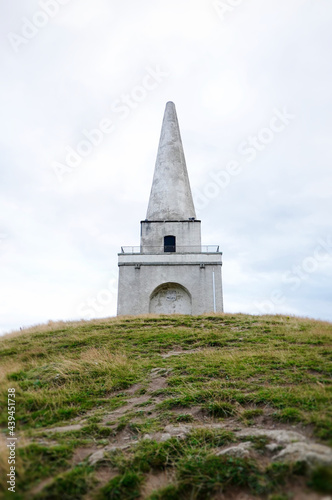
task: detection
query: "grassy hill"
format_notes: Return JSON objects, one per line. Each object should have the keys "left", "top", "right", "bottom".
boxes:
{"left": 0, "top": 313, "right": 331, "bottom": 499}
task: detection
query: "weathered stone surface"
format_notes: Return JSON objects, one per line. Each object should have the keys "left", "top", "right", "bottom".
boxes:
{"left": 150, "top": 283, "right": 192, "bottom": 314}
{"left": 161, "top": 349, "right": 200, "bottom": 358}
{"left": 117, "top": 254, "right": 223, "bottom": 316}
{"left": 87, "top": 423, "right": 332, "bottom": 471}
{"left": 46, "top": 424, "right": 82, "bottom": 433}
{"left": 266, "top": 443, "right": 281, "bottom": 452}
{"left": 216, "top": 442, "right": 252, "bottom": 458}
{"left": 88, "top": 449, "right": 105, "bottom": 466}
{"left": 88, "top": 444, "right": 130, "bottom": 466}
{"left": 160, "top": 433, "right": 172, "bottom": 442}
{"left": 163, "top": 425, "right": 191, "bottom": 439}
{"left": 146, "top": 102, "right": 196, "bottom": 221}
{"left": 273, "top": 441, "right": 332, "bottom": 468}
{"left": 158, "top": 425, "right": 192, "bottom": 442}
{"left": 236, "top": 428, "right": 306, "bottom": 444}
{"left": 235, "top": 427, "right": 332, "bottom": 468}
{"left": 117, "top": 101, "right": 223, "bottom": 317}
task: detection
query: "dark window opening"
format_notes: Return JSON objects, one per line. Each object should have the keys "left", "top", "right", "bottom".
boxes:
{"left": 164, "top": 235, "right": 176, "bottom": 253}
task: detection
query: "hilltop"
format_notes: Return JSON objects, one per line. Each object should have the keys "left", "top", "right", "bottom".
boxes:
{"left": 0, "top": 314, "right": 331, "bottom": 499}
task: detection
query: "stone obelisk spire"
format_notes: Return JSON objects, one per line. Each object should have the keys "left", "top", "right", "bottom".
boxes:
{"left": 117, "top": 102, "right": 223, "bottom": 317}
{"left": 146, "top": 102, "right": 196, "bottom": 221}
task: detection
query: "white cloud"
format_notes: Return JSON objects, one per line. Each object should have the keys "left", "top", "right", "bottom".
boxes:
{"left": 1, "top": 0, "right": 332, "bottom": 334}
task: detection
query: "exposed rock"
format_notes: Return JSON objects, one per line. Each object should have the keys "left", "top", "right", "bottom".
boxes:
{"left": 160, "top": 433, "right": 172, "bottom": 442}
{"left": 143, "top": 434, "right": 152, "bottom": 440}
{"left": 43, "top": 424, "right": 82, "bottom": 433}
{"left": 34, "top": 439, "right": 58, "bottom": 446}
{"left": 216, "top": 441, "right": 252, "bottom": 458}
{"left": 273, "top": 441, "right": 332, "bottom": 468}
{"left": 161, "top": 349, "right": 199, "bottom": 359}
{"left": 266, "top": 443, "right": 281, "bottom": 452}
{"left": 88, "top": 443, "right": 130, "bottom": 465}
{"left": 236, "top": 428, "right": 306, "bottom": 444}
{"left": 88, "top": 449, "right": 105, "bottom": 466}
{"left": 163, "top": 425, "right": 191, "bottom": 439}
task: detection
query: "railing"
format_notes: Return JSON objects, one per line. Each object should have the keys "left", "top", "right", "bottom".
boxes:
{"left": 120, "top": 245, "right": 220, "bottom": 254}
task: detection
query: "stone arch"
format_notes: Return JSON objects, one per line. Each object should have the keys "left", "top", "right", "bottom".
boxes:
{"left": 149, "top": 282, "right": 192, "bottom": 315}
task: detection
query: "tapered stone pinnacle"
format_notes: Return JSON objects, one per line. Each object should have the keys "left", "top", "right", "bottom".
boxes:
{"left": 146, "top": 102, "right": 196, "bottom": 221}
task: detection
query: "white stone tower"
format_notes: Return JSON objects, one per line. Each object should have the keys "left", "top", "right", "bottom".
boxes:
{"left": 117, "top": 102, "right": 223, "bottom": 315}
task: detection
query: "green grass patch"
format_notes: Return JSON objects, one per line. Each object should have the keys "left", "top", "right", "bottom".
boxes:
{"left": 147, "top": 484, "right": 182, "bottom": 500}
{"left": 205, "top": 401, "right": 237, "bottom": 418}
{"left": 308, "top": 465, "right": 332, "bottom": 494}
{"left": 176, "top": 454, "right": 266, "bottom": 497}
{"left": 35, "top": 464, "right": 94, "bottom": 499}
{"left": 18, "top": 443, "right": 72, "bottom": 489}
{"left": 131, "top": 438, "right": 184, "bottom": 471}
{"left": 97, "top": 471, "right": 143, "bottom": 500}
{"left": 273, "top": 407, "right": 303, "bottom": 423}
{"left": 175, "top": 414, "right": 194, "bottom": 423}
{"left": 241, "top": 408, "right": 264, "bottom": 421}
{"left": 186, "top": 428, "right": 235, "bottom": 448}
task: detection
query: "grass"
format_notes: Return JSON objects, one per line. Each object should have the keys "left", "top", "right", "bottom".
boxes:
{"left": 308, "top": 464, "right": 332, "bottom": 493}
{"left": 0, "top": 313, "right": 331, "bottom": 498}
{"left": 2, "top": 348, "right": 141, "bottom": 429}
{"left": 19, "top": 443, "right": 73, "bottom": 485}
{"left": 97, "top": 471, "right": 143, "bottom": 500}
{"left": 35, "top": 464, "right": 95, "bottom": 499}
{"left": 175, "top": 454, "right": 265, "bottom": 496}
{"left": 102, "top": 436, "right": 299, "bottom": 498}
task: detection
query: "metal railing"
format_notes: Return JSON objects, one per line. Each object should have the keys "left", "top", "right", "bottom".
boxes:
{"left": 120, "top": 245, "right": 220, "bottom": 254}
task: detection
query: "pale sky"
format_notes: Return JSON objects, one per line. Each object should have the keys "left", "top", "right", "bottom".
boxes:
{"left": 1, "top": 0, "right": 332, "bottom": 334}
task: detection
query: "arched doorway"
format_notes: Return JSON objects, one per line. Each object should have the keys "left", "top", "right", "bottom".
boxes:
{"left": 149, "top": 282, "right": 192, "bottom": 314}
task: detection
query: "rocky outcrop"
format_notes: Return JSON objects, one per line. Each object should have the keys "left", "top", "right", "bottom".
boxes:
{"left": 273, "top": 441, "right": 332, "bottom": 468}
{"left": 216, "top": 442, "right": 252, "bottom": 458}
{"left": 236, "top": 428, "right": 306, "bottom": 444}
{"left": 87, "top": 424, "right": 332, "bottom": 472}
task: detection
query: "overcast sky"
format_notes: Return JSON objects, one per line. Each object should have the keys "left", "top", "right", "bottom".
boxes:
{"left": 1, "top": 0, "right": 331, "bottom": 334}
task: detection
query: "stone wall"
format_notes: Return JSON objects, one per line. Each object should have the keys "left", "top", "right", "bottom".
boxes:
{"left": 140, "top": 220, "right": 201, "bottom": 254}
{"left": 117, "top": 253, "right": 223, "bottom": 315}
